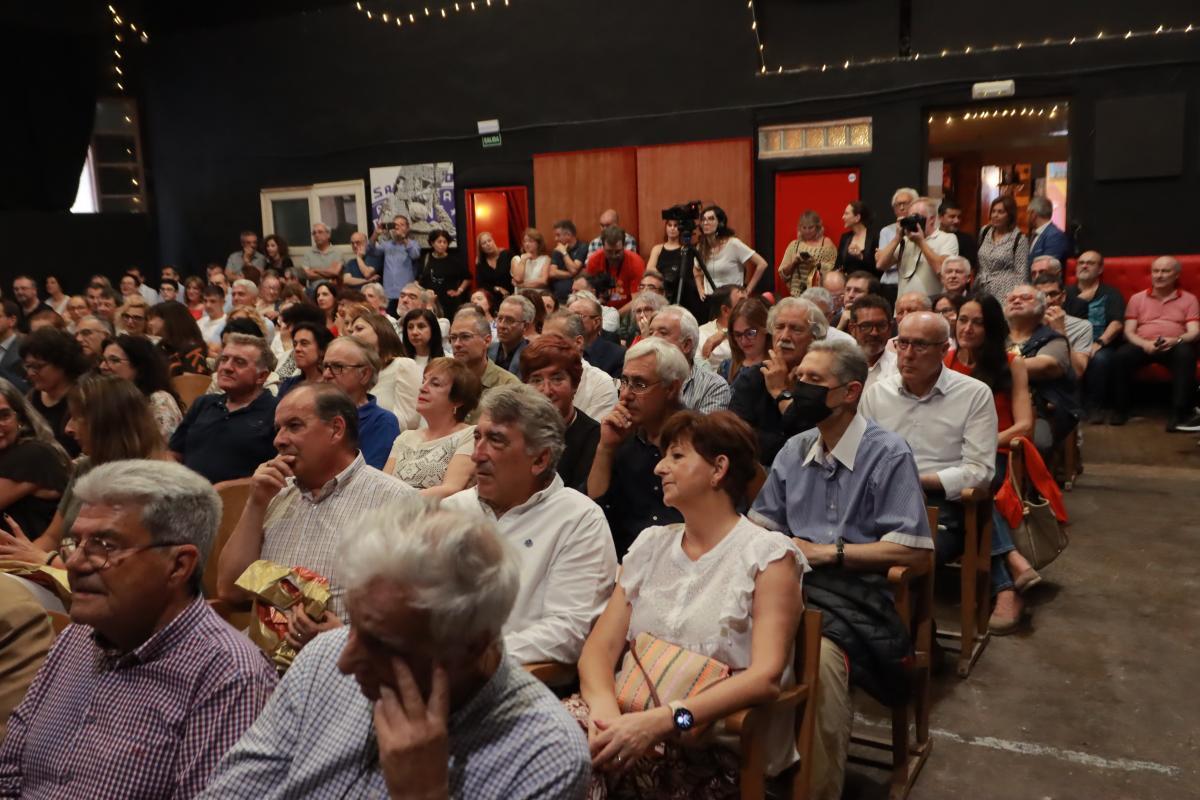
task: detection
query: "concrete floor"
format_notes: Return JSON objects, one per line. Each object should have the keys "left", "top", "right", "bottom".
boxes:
{"left": 843, "top": 412, "right": 1200, "bottom": 800}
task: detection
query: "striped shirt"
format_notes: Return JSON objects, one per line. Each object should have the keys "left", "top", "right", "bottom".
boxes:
{"left": 197, "top": 629, "right": 591, "bottom": 800}
{"left": 750, "top": 414, "right": 933, "bottom": 550}
{"left": 0, "top": 596, "right": 277, "bottom": 800}
{"left": 261, "top": 453, "right": 416, "bottom": 620}
{"left": 681, "top": 360, "right": 732, "bottom": 414}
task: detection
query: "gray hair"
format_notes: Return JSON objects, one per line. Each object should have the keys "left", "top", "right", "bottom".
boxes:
{"left": 73, "top": 459, "right": 222, "bottom": 594}
{"left": 800, "top": 287, "right": 833, "bottom": 316}
{"left": 478, "top": 384, "right": 565, "bottom": 477}
{"left": 232, "top": 278, "right": 259, "bottom": 297}
{"left": 567, "top": 291, "right": 602, "bottom": 317}
{"left": 768, "top": 297, "right": 829, "bottom": 339}
{"left": 362, "top": 283, "right": 387, "bottom": 303}
{"left": 941, "top": 255, "right": 972, "bottom": 272}
{"left": 1008, "top": 285, "right": 1047, "bottom": 317}
{"left": 896, "top": 291, "right": 933, "bottom": 312}
{"left": 330, "top": 335, "right": 381, "bottom": 391}
{"left": 808, "top": 339, "right": 868, "bottom": 387}
{"left": 654, "top": 305, "right": 700, "bottom": 352}
{"left": 625, "top": 337, "right": 690, "bottom": 384}
{"left": 453, "top": 306, "right": 492, "bottom": 338}
{"left": 78, "top": 314, "right": 114, "bottom": 334}
{"left": 501, "top": 294, "right": 537, "bottom": 325}
{"left": 1028, "top": 196, "right": 1053, "bottom": 220}
{"left": 1030, "top": 256, "right": 1062, "bottom": 276}
{"left": 338, "top": 496, "right": 520, "bottom": 649}
{"left": 631, "top": 291, "right": 668, "bottom": 316}
{"left": 545, "top": 310, "right": 585, "bottom": 339}
{"left": 224, "top": 332, "right": 277, "bottom": 372}
{"left": 891, "top": 187, "right": 919, "bottom": 205}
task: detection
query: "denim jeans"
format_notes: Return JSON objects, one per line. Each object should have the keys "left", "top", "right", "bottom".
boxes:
{"left": 929, "top": 496, "right": 1015, "bottom": 596}
{"left": 1083, "top": 344, "right": 1118, "bottom": 410}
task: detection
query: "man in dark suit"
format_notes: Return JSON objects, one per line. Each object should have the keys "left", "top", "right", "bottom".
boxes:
{"left": 0, "top": 301, "right": 28, "bottom": 392}
{"left": 568, "top": 291, "right": 625, "bottom": 378}
{"left": 1027, "top": 196, "right": 1071, "bottom": 268}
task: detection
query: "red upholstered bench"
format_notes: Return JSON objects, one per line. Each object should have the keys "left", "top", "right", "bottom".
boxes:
{"left": 1066, "top": 254, "right": 1200, "bottom": 382}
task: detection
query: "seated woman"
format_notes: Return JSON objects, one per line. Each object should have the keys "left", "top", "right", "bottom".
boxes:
{"left": 0, "top": 378, "right": 71, "bottom": 548}
{"left": 383, "top": 357, "right": 480, "bottom": 499}
{"left": 946, "top": 293, "right": 1039, "bottom": 633}
{"left": 149, "top": 301, "right": 210, "bottom": 376}
{"left": 719, "top": 296, "right": 771, "bottom": 384}
{"left": 932, "top": 292, "right": 965, "bottom": 343}
{"left": 519, "top": 333, "right": 600, "bottom": 492}
{"left": 569, "top": 410, "right": 805, "bottom": 795}
{"left": 99, "top": 334, "right": 185, "bottom": 440}
{"left": 19, "top": 328, "right": 89, "bottom": 458}
{"left": 0, "top": 375, "right": 166, "bottom": 566}
{"left": 400, "top": 308, "right": 445, "bottom": 370}
{"left": 276, "top": 321, "right": 333, "bottom": 399}
{"left": 346, "top": 311, "right": 421, "bottom": 430}
{"left": 115, "top": 296, "right": 151, "bottom": 338}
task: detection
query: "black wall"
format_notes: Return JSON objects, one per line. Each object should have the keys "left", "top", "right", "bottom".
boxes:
{"left": 29, "top": 0, "right": 1200, "bottom": 289}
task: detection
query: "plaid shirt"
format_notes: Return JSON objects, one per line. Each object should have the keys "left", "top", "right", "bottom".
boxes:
{"left": 261, "top": 453, "right": 417, "bottom": 620}
{"left": 198, "top": 628, "right": 591, "bottom": 800}
{"left": 0, "top": 596, "right": 277, "bottom": 800}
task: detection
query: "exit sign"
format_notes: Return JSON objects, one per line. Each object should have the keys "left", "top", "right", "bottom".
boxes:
{"left": 481, "top": 133, "right": 502, "bottom": 149}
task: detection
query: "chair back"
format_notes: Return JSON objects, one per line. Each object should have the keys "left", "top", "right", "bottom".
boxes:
{"left": 172, "top": 373, "right": 211, "bottom": 409}
{"left": 203, "top": 478, "right": 253, "bottom": 598}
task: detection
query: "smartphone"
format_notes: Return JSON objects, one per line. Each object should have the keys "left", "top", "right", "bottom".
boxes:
{"left": 1155, "top": 336, "right": 1166, "bottom": 347}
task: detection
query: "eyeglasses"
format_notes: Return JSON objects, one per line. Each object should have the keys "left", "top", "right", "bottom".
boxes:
{"left": 101, "top": 355, "right": 129, "bottom": 366}
{"left": 527, "top": 372, "right": 572, "bottom": 389}
{"left": 22, "top": 360, "right": 48, "bottom": 374}
{"left": 446, "top": 333, "right": 477, "bottom": 344}
{"left": 58, "top": 536, "right": 184, "bottom": 571}
{"left": 852, "top": 320, "right": 889, "bottom": 333}
{"left": 618, "top": 376, "right": 662, "bottom": 394}
{"left": 732, "top": 328, "right": 760, "bottom": 340}
{"left": 321, "top": 361, "right": 366, "bottom": 375}
{"left": 894, "top": 337, "right": 947, "bottom": 353}
{"left": 637, "top": 283, "right": 664, "bottom": 293}
{"left": 121, "top": 313, "right": 146, "bottom": 323}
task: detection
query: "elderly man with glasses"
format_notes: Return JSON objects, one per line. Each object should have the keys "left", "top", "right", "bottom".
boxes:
{"left": 0, "top": 460, "right": 278, "bottom": 799}
{"left": 319, "top": 336, "right": 400, "bottom": 470}
{"left": 449, "top": 307, "right": 519, "bottom": 424}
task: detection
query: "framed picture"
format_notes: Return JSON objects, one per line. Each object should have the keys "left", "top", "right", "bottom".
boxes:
{"left": 369, "top": 162, "right": 457, "bottom": 249}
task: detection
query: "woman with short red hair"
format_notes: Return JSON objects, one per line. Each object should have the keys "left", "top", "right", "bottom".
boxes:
{"left": 519, "top": 333, "right": 598, "bottom": 492}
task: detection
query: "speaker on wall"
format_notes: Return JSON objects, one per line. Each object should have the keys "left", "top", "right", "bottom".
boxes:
{"left": 1093, "top": 93, "right": 1186, "bottom": 181}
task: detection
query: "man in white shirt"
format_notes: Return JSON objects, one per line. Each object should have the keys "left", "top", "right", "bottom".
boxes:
{"left": 648, "top": 305, "right": 731, "bottom": 414}
{"left": 847, "top": 293, "right": 897, "bottom": 389}
{"left": 697, "top": 285, "right": 744, "bottom": 369}
{"left": 801, "top": 287, "right": 857, "bottom": 345}
{"left": 541, "top": 310, "right": 617, "bottom": 421}
{"left": 860, "top": 312, "right": 1024, "bottom": 631}
{"left": 876, "top": 197, "right": 958, "bottom": 298}
{"left": 442, "top": 384, "right": 617, "bottom": 667}
{"left": 198, "top": 285, "right": 227, "bottom": 347}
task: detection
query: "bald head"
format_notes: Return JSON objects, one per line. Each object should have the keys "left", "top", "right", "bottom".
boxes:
{"left": 598, "top": 209, "right": 619, "bottom": 228}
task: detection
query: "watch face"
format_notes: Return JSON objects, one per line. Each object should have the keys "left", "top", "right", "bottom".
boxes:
{"left": 673, "top": 707, "right": 695, "bottom": 732}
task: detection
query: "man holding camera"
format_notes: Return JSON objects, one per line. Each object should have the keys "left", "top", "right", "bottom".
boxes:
{"left": 877, "top": 197, "right": 958, "bottom": 299}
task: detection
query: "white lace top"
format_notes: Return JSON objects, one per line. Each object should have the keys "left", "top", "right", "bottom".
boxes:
{"left": 620, "top": 516, "right": 809, "bottom": 776}
{"left": 386, "top": 426, "right": 474, "bottom": 489}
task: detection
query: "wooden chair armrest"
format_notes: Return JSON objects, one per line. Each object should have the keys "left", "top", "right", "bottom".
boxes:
{"left": 523, "top": 661, "right": 578, "bottom": 686}
{"left": 959, "top": 487, "right": 989, "bottom": 503}
{"left": 722, "top": 684, "right": 810, "bottom": 735}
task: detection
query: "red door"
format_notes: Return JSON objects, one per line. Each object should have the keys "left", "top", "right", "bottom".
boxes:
{"left": 465, "top": 186, "right": 529, "bottom": 284}
{"left": 773, "top": 168, "right": 860, "bottom": 294}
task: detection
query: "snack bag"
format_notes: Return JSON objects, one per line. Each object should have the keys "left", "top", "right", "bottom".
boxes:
{"left": 234, "top": 560, "right": 331, "bottom": 673}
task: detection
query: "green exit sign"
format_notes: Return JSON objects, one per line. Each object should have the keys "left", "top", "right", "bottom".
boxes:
{"left": 481, "top": 133, "right": 502, "bottom": 149}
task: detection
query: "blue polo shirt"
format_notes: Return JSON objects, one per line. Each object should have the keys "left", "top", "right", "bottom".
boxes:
{"left": 169, "top": 391, "right": 278, "bottom": 484}
{"left": 357, "top": 394, "right": 400, "bottom": 470}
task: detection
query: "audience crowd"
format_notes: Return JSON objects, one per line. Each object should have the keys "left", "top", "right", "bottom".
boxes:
{"left": 0, "top": 195, "right": 1193, "bottom": 799}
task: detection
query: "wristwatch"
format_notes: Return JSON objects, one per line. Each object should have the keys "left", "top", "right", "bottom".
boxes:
{"left": 777, "top": 389, "right": 794, "bottom": 404}
{"left": 835, "top": 537, "right": 845, "bottom": 568}
{"left": 667, "top": 700, "right": 695, "bottom": 733}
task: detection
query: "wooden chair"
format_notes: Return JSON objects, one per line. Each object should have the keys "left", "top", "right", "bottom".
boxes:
{"left": 848, "top": 508, "right": 936, "bottom": 800}
{"left": 523, "top": 661, "right": 577, "bottom": 688}
{"left": 1053, "top": 425, "right": 1082, "bottom": 491}
{"left": 929, "top": 486, "right": 994, "bottom": 678}
{"left": 726, "top": 607, "right": 822, "bottom": 800}
{"left": 203, "top": 478, "right": 253, "bottom": 599}
{"left": 172, "top": 373, "right": 211, "bottom": 409}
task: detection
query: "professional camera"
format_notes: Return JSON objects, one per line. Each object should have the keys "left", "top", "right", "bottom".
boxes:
{"left": 899, "top": 213, "right": 926, "bottom": 232}
{"left": 661, "top": 201, "right": 702, "bottom": 242}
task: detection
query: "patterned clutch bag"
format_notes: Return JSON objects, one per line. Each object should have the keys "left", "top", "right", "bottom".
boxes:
{"left": 614, "top": 632, "right": 732, "bottom": 714}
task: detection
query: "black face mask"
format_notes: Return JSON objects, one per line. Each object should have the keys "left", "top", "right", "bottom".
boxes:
{"left": 788, "top": 381, "right": 837, "bottom": 430}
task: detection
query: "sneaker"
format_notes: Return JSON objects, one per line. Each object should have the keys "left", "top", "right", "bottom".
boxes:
{"left": 1171, "top": 413, "right": 1200, "bottom": 433}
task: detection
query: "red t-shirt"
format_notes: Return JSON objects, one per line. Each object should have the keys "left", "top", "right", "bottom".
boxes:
{"left": 585, "top": 249, "right": 645, "bottom": 308}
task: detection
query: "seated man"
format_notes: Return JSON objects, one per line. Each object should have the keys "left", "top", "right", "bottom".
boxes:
{"left": 859, "top": 312, "right": 1024, "bottom": 629}
{"left": 730, "top": 297, "right": 828, "bottom": 465}
{"left": 198, "top": 284, "right": 228, "bottom": 347}
{"left": 1005, "top": 284, "right": 1081, "bottom": 449}
{"left": 217, "top": 383, "right": 416, "bottom": 628}
{"left": 449, "top": 306, "right": 519, "bottom": 424}
{"left": 847, "top": 293, "right": 897, "bottom": 389}
{"left": 442, "top": 385, "right": 617, "bottom": 665}
{"left": 588, "top": 337, "right": 686, "bottom": 556}
{"left": 169, "top": 333, "right": 278, "bottom": 483}
{"left": 801, "top": 287, "right": 856, "bottom": 344}
{"left": 751, "top": 340, "right": 932, "bottom": 800}
{"left": 822, "top": 270, "right": 847, "bottom": 326}
{"left": 1033, "top": 272, "right": 1093, "bottom": 377}
{"left": 567, "top": 290, "right": 625, "bottom": 377}
{"left": 1111, "top": 256, "right": 1200, "bottom": 431}
{"left": 1066, "top": 250, "right": 1126, "bottom": 422}
{"left": 319, "top": 336, "right": 400, "bottom": 470}
{"left": 1030, "top": 256, "right": 1089, "bottom": 317}
{"left": 836, "top": 270, "right": 882, "bottom": 331}
{"left": 200, "top": 497, "right": 591, "bottom": 799}
{"left": 939, "top": 254, "right": 973, "bottom": 299}
{"left": 520, "top": 332, "right": 603, "bottom": 490}
{"left": 541, "top": 310, "right": 618, "bottom": 421}
{"left": 0, "top": 460, "right": 277, "bottom": 798}
{"left": 648, "top": 305, "right": 731, "bottom": 413}
{"left": 489, "top": 294, "right": 535, "bottom": 375}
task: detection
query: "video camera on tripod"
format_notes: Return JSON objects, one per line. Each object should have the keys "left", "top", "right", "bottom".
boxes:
{"left": 660, "top": 200, "right": 715, "bottom": 304}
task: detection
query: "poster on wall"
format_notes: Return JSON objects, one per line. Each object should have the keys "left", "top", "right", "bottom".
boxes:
{"left": 369, "top": 162, "right": 457, "bottom": 249}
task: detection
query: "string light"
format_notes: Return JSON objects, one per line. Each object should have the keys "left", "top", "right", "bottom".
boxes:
{"left": 353, "top": 0, "right": 512, "bottom": 30}
{"left": 107, "top": 4, "right": 149, "bottom": 92}
{"left": 755, "top": 21, "right": 1197, "bottom": 76}
{"left": 928, "top": 103, "right": 1069, "bottom": 124}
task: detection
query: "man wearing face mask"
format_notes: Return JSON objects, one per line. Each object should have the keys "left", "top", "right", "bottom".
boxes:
{"left": 750, "top": 339, "right": 932, "bottom": 800}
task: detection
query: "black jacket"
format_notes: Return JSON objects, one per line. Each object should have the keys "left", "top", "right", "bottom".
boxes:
{"left": 803, "top": 569, "right": 912, "bottom": 706}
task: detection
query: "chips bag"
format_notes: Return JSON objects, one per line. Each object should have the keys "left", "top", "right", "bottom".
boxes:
{"left": 234, "top": 560, "right": 332, "bottom": 673}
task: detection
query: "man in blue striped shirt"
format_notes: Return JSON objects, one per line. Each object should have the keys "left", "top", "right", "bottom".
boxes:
{"left": 750, "top": 338, "right": 931, "bottom": 800}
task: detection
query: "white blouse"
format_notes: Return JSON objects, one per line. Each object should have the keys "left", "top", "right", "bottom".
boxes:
{"left": 620, "top": 516, "right": 808, "bottom": 776}
{"left": 700, "top": 236, "right": 756, "bottom": 292}
{"left": 374, "top": 357, "right": 421, "bottom": 430}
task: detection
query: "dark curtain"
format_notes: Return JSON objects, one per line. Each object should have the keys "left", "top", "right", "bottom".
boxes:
{"left": 504, "top": 188, "right": 529, "bottom": 252}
